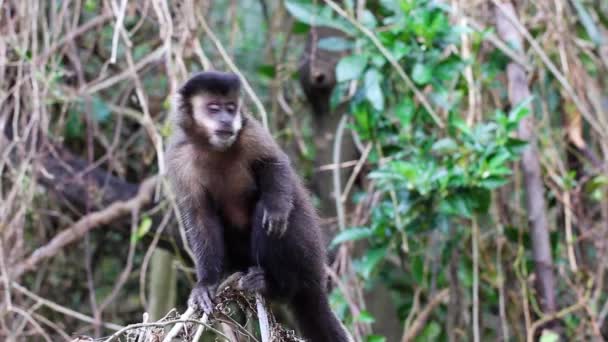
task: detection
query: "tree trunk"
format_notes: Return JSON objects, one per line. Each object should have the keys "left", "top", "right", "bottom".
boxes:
{"left": 148, "top": 249, "right": 177, "bottom": 321}
{"left": 495, "top": 1, "right": 558, "bottom": 316}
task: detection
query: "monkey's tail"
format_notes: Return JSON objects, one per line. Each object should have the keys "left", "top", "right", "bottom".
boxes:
{"left": 291, "top": 288, "right": 353, "bottom": 342}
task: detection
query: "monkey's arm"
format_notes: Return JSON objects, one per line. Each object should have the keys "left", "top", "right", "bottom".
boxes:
{"left": 178, "top": 195, "right": 224, "bottom": 313}
{"left": 252, "top": 156, "right": 295, "bottom": 237}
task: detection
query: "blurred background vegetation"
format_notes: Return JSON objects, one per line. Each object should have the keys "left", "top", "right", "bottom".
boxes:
{"left": 1, "top": 0, "right": 608, "bottom": 341}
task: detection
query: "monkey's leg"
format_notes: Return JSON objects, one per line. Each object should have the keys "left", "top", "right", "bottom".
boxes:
{"left": 180, "top": 198, "right": 225, "bottom": 314}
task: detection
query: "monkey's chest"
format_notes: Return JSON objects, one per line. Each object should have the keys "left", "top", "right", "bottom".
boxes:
{"left": 203, "top": 163, "right": 257, "bottom": 229}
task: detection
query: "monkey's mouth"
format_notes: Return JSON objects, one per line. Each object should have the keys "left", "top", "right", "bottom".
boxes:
{"left": 215, "top": 129, "right": 234, "bottom": 139}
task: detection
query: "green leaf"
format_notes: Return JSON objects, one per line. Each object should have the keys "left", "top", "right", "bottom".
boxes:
{"left": 284, "top": 1, "right": 352, "bottom": 34}
{"left": 131, "top": 216, "right": 152, "bottom": 244}
{"left": 85, "top": 0, "right": 97, "bottom": 12}
{"left": 391, "top": 41, "right": 411, "bottom": 60}
{"left": 411, "top": 255, "right": 425, "bottom": 284}
{"left": 367, "top": 335, "right": 386, "bottom": 342}
{"left": 478, "top": 176, "right": 509, "bottom": 189}
{"left": 412, "top": 63, "right": 432, "bottom": 85}
{"left": 292, "top": 21, "right": 310, "bottom": 34}
{"left": 92, "top": 97, "right": 111, "bottom": 123}
{"left": 356, "top": 247, "right": 387, "bottom": 279}
{"left": 356, "top": 311, "right": 376, "bottom": 324}
{"left": 570, "top": 0, "right": 603, "bottom": 45}
{"left": 488, "top": 151, "right": 511, "bottom": 169}
{"left": 439, "top": 194, "right": 472, "bottom": 218}
{"left": 416, "top": 321, "right": 441, "bottom": 341}
{"left": 432, "top": 138, "right": 459, "bottom": 154}
{"left": 364, "top": 69, "right": 384, "bottom": 111}
{"left": 257, "top": 65, "right": 276, "bottom": 78}
{"left": 284, "top": 2, "right": 321, "bottom": 25}
{"left": 336, "top": 55, "right": 368, "bottom": 82}
{"left": 508, "top": 96, "right": 533, "bottom": 123}
{"left": 317, "top": 37, "right": 353, "bottom": 51}
{"left": 395, "top": 97, "right": 415, "bottom": 128}
{"left": 505, "top": 137, "right": 528, "bottom": 154}
{"left": 360, "top": 10, "right": 377, "bottom": 28}
{"left": 66, "top": 111, "right": 84, "bottom": 139}
{"left": 539, "top": 329, "right": 560, "bottom": 342}
{"left": 331, "top": 227, "right": 373, "bottom": 247}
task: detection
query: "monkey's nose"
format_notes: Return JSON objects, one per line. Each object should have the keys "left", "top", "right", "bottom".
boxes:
{"left": 313, "top": 72, "right": 326, "bottom": 85}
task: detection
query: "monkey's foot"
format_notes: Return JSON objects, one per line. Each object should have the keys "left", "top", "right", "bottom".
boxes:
{"left": 262, "top": 209, "right": 288, "bottom": 237}
{"left": 188, "top": 284, "right": 216, "bottom": 314}
{"left": 237, "top": 267, "right": 267, "bottom": 294}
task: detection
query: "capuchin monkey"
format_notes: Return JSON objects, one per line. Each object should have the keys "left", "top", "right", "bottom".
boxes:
{"left": 166, "top": 71, "right": 352, "bottom": 342}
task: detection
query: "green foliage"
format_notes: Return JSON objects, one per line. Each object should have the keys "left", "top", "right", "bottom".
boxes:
{"left": 131, "top": 216, "right": 152, "bottom": 245}
{"left": 336, "top": 55, "right": 368, "bottom": 82}
{"left": 318, "top": 0, "right": 529, "bottom": 339}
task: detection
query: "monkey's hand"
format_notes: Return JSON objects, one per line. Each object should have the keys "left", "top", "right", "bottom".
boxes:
{"left": 236, "top": 267, "right": 267, "bottom": 295}
{"left": 188, "top": 283, "right": 217, "bottom": 314}
{"left": 262, "top": 208, "right": 289, "bottom": 237}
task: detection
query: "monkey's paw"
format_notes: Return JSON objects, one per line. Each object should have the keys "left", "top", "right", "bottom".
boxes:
{"left": 237, "top": 267, "right": 267, "bottom": 294}
{"left": 262, "top": 209, "right": 289, "bottom": 237}
{"left": 188, "top": 284, "right": 216, "bottom": 314}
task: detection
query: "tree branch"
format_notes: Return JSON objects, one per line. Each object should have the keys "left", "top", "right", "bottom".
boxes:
{"left": 11, "top": 177, "right": 157, "bottom": 278}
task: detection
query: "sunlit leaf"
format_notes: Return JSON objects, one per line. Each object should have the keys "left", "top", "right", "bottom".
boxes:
{"left": 284, "top": 1, "right": 353, "bottom": 34}
{"left": 356, "top": 247, "right": 387, "bottom": 279}
{"left": 331, "top": 227, "right": 373, "bottom": 247}
{"left": 364, "top": 69, "right": 384, "bottom": 111}
{"left": 508, "top": 96, "right": 533, "bottom": 123}
{"left": 432, "top": 138, "right": 459, "bottom": 154}
{"left": 539, "top": 329, "right": 560, "bottom": 342}
{"left": 416, "top": 321, "right": 441, "bottom": 341}
{"left": 317, "top": 37, "right": 353, "bottom": 51}
{"left": 336, "top": 55, "right": 368, "bottom": 82}
{"left": 395, "top": 97, "right": 415, "bottom": 128}
{"left": 412, "top": 63, "right": 432, "bottom": 85}
{"left": 356, "top": 311, "right": 376, "bottom": 324}
{"left": 367, "top": 335, "right": 386, "bottom": 342}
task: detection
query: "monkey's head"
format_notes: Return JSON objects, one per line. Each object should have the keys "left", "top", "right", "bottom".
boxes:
{"left": 176, "top": 71, "right": 245, "bottom": 150}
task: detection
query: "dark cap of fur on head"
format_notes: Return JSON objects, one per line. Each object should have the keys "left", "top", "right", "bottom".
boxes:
{"left": 179, "top": 71, "right": 242, "bottom": 98}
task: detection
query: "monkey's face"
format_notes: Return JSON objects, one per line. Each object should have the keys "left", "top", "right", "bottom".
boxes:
{"left": 190, "top": 93, "right": 243, "bottom": 150}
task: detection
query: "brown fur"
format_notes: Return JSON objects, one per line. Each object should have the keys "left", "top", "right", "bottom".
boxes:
{"left": 166, "top": 71, "right": 352, "bottom": 342}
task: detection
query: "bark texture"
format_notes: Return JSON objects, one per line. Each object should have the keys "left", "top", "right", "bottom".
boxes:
{"left": 495, "top": 1, "right": 557, "bottom": 315}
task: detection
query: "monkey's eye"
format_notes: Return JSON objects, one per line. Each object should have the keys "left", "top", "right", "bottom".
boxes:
{"left": 225, "top": 103, "right": 236, "bottom": 114}
{"left": 207, "top": 104, "right": 221, "bottom": 113}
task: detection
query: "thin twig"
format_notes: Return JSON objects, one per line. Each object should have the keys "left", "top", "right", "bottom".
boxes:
{"left": 11, "top": 282, "right": 124, "bottom": 331}
{"left": 527, "top": 300, "right": 585, "bottom": 342}
{"left": 401, "top": 289, "right": 449, "bottom": 342}
{"left": 110, "top": 0, "right": 128, "bottom": 63}
{"left": 161, "top": 307, "right": 195, "bottom": 342}
{"left": 107, "top": 316, "right": 228, "bottom": 342}
{"left": 472, "top": 217, "right": 480, "bottom": 342}
{"left": 192, "top": 313, "right": 209, "bottom": 342}
{"left": 341, "top": 142, "right": 372, "bottom": 203}
{"left": 11, "top": 177, "right": 157, "bottom": 278}
{"left": 492, "top": 0, "right": 606, "bottom": 138}
{"left": 333, "top": 115, "right": 348, "bottom": 231}
{"left": 256, "top": 293, "right": 271, "bottom": 342}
